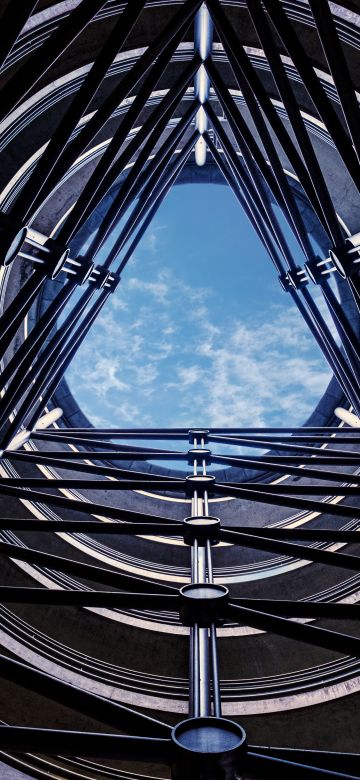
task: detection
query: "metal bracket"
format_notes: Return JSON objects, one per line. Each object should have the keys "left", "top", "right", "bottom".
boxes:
{"left": 0, "top": 212, "right": 27, "bottom": 267}
{"left": 179, "top": 584, "right": 228, "bottom": 626}
{"left": 183, "top": 516, "right": 220, "bottom": 545}
{"left": 278, "top": 266, "right": 309, "bottom": 291}
{"left": 330, "top": 242, "right": 360, "bottom": 279}
{"left": 185, "top": 474, "right": 216, "bottom": 496}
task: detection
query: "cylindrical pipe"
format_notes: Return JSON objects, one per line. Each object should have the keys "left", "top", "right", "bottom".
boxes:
{"left": 210, "top": 624, "right": 222, "bottom": 717}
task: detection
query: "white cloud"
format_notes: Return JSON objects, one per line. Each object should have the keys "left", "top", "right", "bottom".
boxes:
{"left": 140, "top": 224, "right": 167, "bottom": 254}
{"left": 127, "top": 276, "right": 169, "bottom": 303}
{"left": 66, "top": 261, "right": 332, "bottom": 430}
{"left": 176, "top": 365, "right": 203, "bottom": 387}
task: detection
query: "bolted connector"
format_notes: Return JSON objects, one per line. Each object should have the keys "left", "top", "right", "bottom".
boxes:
{"left": 187, "top": 448, "right": 211, "bottom": 465}
{"left": 0, "top": 212, "right": 27, "bottom": 267}
{"left": 183, "top": 516, "right": 220, "bottom": 546}
{"left": 188, "top": 429, "right": 209, "bottom": 444}
{"left": 179, "top": 583, "right": 228, "bottom": 627}
{"left": 185, "top": 474, "right": 216, "bottom": 496}
{"left": 172, "top": 717, "right": 247, "bottom": 780}
{"left": 329, "top": 243, "right": 360, "bottom": 279}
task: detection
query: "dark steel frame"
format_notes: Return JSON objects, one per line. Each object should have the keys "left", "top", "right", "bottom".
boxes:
{"left": 0, "top": 0, "right": 360, "bottom": 777}
{"left": 0, "top": 426, "right": 360, "bottom": 778}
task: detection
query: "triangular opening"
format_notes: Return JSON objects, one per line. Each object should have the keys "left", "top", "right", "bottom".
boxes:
{"left": 66, "top": 177, "right": 332, "bottom": 431}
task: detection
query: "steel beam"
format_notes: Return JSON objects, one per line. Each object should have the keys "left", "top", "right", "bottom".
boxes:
{"left": 206, "top": 59, "right": 315, "bottom": 261}
{"left": 220, "top": 528, "right": 360, "bottom": 572}
{"left": 244, "top": 750, "right": 360, "bottom": 780}
{"left": 25, "top": 0, "right": 202, "bottom": 221}
{"left": 0, "top": 483, "right": 179, "bottom": 525}
{"left": 0, "top": 540, "right": 177, "bottom": 593}
{"left": 0, "top": 727, "right": 171, "bottom": 761}
{"left": 262, "top": 0, "right": 360, "bottom": 193}
{"left": 222, "top": 527, "right": 360, "bottom": 543}
{"left": 231, "top": 599, "right": 360, "bottom": 619}
{"left": 0, "top": 588, "right": 180, "bottom": 608}
{"left": 227, "top": 601, "right": 360, "bottom": 656}
{"left": 247, "top": 0, "right": 343, "bottom": 246}
{"left": 0, "top": 653, "right": 171, "bottom": 737}
{"left": 0, "top": 271, "right": 45, "bottom": 359}
{"left": 207, "top": 0, "right": 337, "bottom": 240}
{"left": 0, "top": 1, "right": 38, "bottom": 70}
{"left": 57, "top": 51, "right": 197, "bottom": 246}
{"left": 247, "top": 745, "right": 360, "bottom": 776}
{"left": 89, "top": 99, "right": 199, "bottom": 262}
{"left": 215, "top": 483, "right": 360, "bottom": 519}
{"left": 115, "top": 138, "right": 196, "bottom": 274}
{"left": 0, "top": 0, "right": 108, "bottom": 121}
{"left": 0, "top": 285, "right": 98, "bottom": 433}
{"left": 0, "top": 519, "right": 179, "bottom": 533}
{"left": 11, "top": 0, "right": 147, "bottom": 223}
{"left": 103, "top": 132, "right": 197, "bottom": 271}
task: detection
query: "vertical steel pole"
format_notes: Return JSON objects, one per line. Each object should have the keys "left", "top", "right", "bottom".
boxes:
{"left": 188, "top": 433, "right": 211, "bottom": 718}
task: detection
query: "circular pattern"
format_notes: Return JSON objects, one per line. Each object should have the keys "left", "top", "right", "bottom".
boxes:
{"left": 172, "top": 716, "right": 247, "bottom": 754}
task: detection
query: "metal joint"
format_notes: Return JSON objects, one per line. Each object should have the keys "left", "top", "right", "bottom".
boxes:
{"left": 70, "top": 255, "right": 95, "bottom": 285}
{"left": 278, "top": 272, "right": 292, "bottom": 292}
{"left": 183, "top": 516, "right": 220, "bottom": 546}
{"left": 172, "top": 717, "right": 246, "bottom": 780}
{"left": 329, "top": 243, "right": 360, "bottom": 279}
{"left": 179, "top": 584, "right": 228, "bottom": 627}
{"left": 303, "top": 260, "right": 324, "bottom": 285}
{"left": 189, "top": 429, "right": 209, "bottom": 443}
{"left": 187, "top": 448, "right": 211, "bottom": 464}
{"left": 26, "top": 237, "right": 70, "bottom": 280}
{"left": 106, "top": 272, "right": 121, "bottom": 293}
{"left": 88, "top": 266, "right": 111, "bottom": 289}
{"left": 0, "top": 212, "right": 27, "bottom": 267}
{"left": 285, "top": 266, "right": 309, "bottom": 290}
{"left": 185, "top": 475, "right": 216, "bottom": 496}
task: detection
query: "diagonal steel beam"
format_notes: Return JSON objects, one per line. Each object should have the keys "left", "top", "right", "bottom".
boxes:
{"left": 0, "top": 483, "right": 181, "bottom": 526}
{"left": 220, "top": 528, "right": 360, "bottom": 571}
{"left": 0, "top": 1, "right": 108, "bottom": 121}
{"left": 205, "top": 134, "right": 284, "bottom": 273}
{"left": 262, "top": 0, "right": 360, "bottom": 194}
{"left": 244, "top": 749, "right": 360, "bottom": 780}
{"left": 79, "top": 77, "right": 199, "bottom": 256}
{"left": 113, "top": 135, "right": 197, "bottom": 274}
{"left": 247, "top": 745, "right": 360, "bottom": 777}
{"left": 0, "top": 519, "right": 180, "bottom": 533}
{"left": 0, "top": 653, "right": 171, "bottom": 737}
{"left": 0, "top": 540, "right": 177, "bottom": 593}
{"left": 246, "top": 0, "right": 343, "bottom": 246}
{"left": 230, "top": 599, "right": 360, "bottom": 619}
{"left": 205, "top": 105, "right": 292, "bottom": 265}
{"left": 57, "top": 50, "right": 197, "bottom": 246}
{"left": 11, "top": 0, "right": 147, "bottom": 224}
{"left": 205, "top": 58, "right": 315, "bottom": 261}
{"left": 213, "top": 452, "right": 360, "bottom": 484}
{"left": 0, "top": 588, "right": 180, "bottom": 608}
{"left": 215, "top": 482, "right": 360, "bottom": 519}
{"left": 0, "top": 280, "right": 77, "bottom": 390}
{"left": 207, "top": 0, "right": 339, "bottom": 241}
{"left": 0, "top": 0, "right": 38, "bottom": 70}
{"left": 226, "top": 601, "right": 360, "bottom": 656}
{"left": 88, "top": 100, "right": 199, "bottom": 262}
{"left": 210, "top": 432, "right": 359, "bottom": 458}
{"left": 0, "top": 727, "right": 172, "bottom": 761}
{"left": 24, "top": 0, "right": 202, "bottom": 223}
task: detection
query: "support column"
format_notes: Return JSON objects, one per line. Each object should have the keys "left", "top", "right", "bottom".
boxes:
{"left": 171, "top": 430, "right": 246, "bottom": 779}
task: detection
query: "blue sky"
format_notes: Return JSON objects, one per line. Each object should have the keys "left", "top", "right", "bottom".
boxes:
{"left": 66, "top": 183, "right": 333, "bottom": 430}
